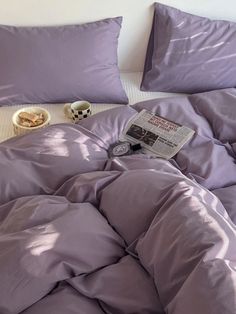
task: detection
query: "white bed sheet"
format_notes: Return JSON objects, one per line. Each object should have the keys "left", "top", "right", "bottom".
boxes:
{"left": 0, "top": 72, "right": 182, "bottom": 142}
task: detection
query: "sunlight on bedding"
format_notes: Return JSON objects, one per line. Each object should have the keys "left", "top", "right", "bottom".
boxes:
{"left": 183, "top": 42, "right": 226, "bottom": 54}
{"left": 42, "top": 138, "right": 70, "bottom": 157}
{"left": 38, "top": 128, "right": 100, "bottom": 160}
{"left": 170, "top": 31, "right": 208, "bottom": 42}
{"left": 205, "top": 53, "right": 236, "bottom": 63}
{"left": 41, "top": 128, "right": 70, "bottom": 157}
{"left": 174, "top": 20, "right": 185, "bottom": 28}
{"left": 78, "top": 144, "right": 90, "bottom": 161}
{"left": 25, "top": 224, "right": 59, "bottom": 257}
{"left": 167, "top": 42, "right": 226, "bottom": 55}
{"left": 44, "top": 128, "right": 67, "bottom": 139}
{"left": 75, "top": 134, "right": 98, "bottom": 160}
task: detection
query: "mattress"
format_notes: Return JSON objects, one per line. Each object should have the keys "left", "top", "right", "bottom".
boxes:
{"left": 0, "top": 72, "right": 181, "bottom": 142}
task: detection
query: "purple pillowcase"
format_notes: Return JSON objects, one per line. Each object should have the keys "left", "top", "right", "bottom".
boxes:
{"left": 141, "top": 3, "right": 236, "bottom": 93}
{"left": 0, "top": 17, "right": 128, "bottom": 105}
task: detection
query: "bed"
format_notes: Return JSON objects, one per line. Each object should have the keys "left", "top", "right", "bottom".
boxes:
{"left": 0, "top": 1, "right": 236, "bottom": 314}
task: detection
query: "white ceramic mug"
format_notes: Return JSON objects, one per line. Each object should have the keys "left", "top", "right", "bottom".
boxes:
{"left": 64, "top": 101, "right": 92, "bottom": 123}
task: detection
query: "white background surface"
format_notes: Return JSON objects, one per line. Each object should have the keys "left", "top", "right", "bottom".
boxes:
{"left": 0, "top": 0, "right": 236, "bottom": 71}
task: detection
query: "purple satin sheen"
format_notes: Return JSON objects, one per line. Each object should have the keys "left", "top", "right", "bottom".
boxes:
{"left": 141, "top": 2, "right": 236, "bottom": 93}
{"left": 0, "top": 88, "right": 236, "bottom": 313}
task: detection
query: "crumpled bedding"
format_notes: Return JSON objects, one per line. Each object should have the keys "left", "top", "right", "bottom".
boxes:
{"left": 0, "top": 88, "right": 236, "bottom": 314}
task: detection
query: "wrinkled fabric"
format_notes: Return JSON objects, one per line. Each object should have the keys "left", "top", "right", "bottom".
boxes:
{"left": 0, "top": 88, "right": 236, "bottom": 314}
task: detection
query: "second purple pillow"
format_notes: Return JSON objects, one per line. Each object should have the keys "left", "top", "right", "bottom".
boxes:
{"left": 141, "top": 3, "right": 236, "bottom": 93}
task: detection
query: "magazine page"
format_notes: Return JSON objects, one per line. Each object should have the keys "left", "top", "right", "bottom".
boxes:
{"left": 121, "top": 109, "right": 195, "bottom": 159}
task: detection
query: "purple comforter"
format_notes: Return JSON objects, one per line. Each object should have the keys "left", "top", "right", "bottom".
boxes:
{"left": 0, "top": 88, "right": 236, "bottom": 314}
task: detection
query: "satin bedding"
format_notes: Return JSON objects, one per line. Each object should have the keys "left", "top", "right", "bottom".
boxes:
{"left": 0, "top": 88, "right": 235, "bottom": 314}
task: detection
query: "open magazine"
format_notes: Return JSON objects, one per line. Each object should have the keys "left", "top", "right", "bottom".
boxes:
{"left": 121, "top": 109, "right": 195, "bottom": 159}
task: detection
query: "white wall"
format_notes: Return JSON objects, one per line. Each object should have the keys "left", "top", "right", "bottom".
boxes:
{"left": 1, "top": 0, "right": 236, "bottom": 71}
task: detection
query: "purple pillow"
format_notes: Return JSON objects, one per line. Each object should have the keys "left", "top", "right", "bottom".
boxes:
{"left": 0, "top": 17, "right": 128, "bottom": 105}
{"left": 141, "top": 3, "right": 236, "bottom": 93}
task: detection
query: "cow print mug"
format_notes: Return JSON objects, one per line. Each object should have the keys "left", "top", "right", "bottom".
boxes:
{"left": 64, "top": 100, "right": 92, "bottom": 123}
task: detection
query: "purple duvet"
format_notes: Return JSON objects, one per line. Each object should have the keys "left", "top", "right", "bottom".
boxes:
{"left": 0, "top": 88, "right": 236, "bottom": 314}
